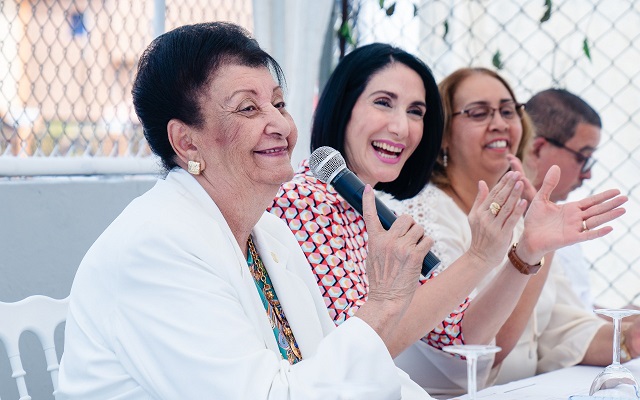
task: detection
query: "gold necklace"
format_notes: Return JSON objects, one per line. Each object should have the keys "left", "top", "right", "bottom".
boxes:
{"left": 247, "top": 236, "right": 302, "bottom": 363}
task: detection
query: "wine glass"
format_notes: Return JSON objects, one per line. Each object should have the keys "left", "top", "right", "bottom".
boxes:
{"left": 443, "top": 344, "right": 501, "bottom": 399}
{"left": 589, "top": 308, "right": 640, "bottom": 398}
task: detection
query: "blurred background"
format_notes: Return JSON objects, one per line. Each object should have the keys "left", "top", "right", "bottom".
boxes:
{"left": 4, "top": 0, "right": 636, "bottom": 306}
{"left": 0, "top": 1, "right": 638, "bottom": 396}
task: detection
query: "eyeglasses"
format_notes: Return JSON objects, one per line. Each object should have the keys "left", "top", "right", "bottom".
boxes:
{"left": 544, "top": 137, "right": 596, "bottom": 173}
{"left": 452, "top": 102, "right": 524, "bottom": 123}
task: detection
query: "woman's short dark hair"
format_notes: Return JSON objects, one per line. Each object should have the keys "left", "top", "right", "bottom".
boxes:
{"left": 310, "top": 43, "right": 443, "bottom": 200}
{"left": 132, "top": 22, "right": 285, "bottom": 172}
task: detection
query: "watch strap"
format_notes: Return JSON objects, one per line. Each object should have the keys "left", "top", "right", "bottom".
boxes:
{"left": 508, "top": 243, "right": 544, "bottom": 275}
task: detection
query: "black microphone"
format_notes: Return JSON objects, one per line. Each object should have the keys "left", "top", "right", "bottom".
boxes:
{"left": 309, "top": 146, "right": 440, "bottom": 277}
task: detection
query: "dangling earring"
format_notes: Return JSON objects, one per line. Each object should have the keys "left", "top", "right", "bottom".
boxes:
{"left": 187, "top": 160, "right": 201, "bottom": 175}
{"left": 442, "top": 148, "right": 448, "bottom": 168}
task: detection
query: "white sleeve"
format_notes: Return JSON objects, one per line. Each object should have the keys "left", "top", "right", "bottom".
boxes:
{"left": 555, "top": 243, "right": 595, "bottom": 310}
{"left": 536, "top": 263, "right": 606, "bottom": 374}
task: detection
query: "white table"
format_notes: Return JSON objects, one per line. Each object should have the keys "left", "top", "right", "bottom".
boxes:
{"left": 452, "top": 358, "right": 640, "bottom": 399}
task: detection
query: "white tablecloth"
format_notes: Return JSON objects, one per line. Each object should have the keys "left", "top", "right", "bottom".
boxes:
{"left": 450, "top": 358, "right": 640, "bottom": 399}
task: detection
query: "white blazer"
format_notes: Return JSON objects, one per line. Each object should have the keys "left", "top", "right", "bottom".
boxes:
{"left": 57, "top": 169, "right": 430, "bottom": 400}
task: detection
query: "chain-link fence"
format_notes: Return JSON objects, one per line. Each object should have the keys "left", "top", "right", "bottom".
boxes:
{"left": 1, "top": 0, "right": 638, "bottom": 306}
{"left": 0, "top": 0, "right": 252, "bottom": 159}
{"left": 337, "top": 0, "right": 640, "bottom": 308}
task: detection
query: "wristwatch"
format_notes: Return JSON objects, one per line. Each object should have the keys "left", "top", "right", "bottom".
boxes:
{"left": 508, "top": 243, "right": 544, "bottom": 275}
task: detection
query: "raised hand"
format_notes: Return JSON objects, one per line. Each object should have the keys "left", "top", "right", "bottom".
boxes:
{"left": 362, "top": 184, "right": 431, "bottom": 304}
{"left": 467, "top": 171, "right": 528, "bottom": 267}
{"left": 507, "top": 154, "right": 537, "bottom": 204}
{"left": 354, "top": 184, "right": 433, "bottom": 344}
{"left": 519, "top": 165, "right": 627, "bottom": 258}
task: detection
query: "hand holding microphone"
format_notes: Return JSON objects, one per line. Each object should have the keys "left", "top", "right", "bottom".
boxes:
{"left": 360, "top": 183, "right": 430, "bottom": 312}
{"left": 309, "top": 146, "right": 440, "bottom": 276}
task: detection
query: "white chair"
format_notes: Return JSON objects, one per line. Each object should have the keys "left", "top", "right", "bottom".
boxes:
{"left": 0, "top": 295, "right": 69, "bottom": 400}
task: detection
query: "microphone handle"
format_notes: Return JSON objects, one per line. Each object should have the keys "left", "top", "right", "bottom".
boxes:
{"left": 332, "top": 169, "right": 440, "bottom": 276}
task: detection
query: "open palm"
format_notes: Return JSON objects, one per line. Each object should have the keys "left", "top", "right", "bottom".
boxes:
{"left": 522, "top": 165, "right": 627, "bottom": 255}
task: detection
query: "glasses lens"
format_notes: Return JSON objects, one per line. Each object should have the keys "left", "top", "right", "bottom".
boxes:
{"left": 582, "top": 157, "right": 596, "bottom": 173}
{"left": 500, "top": 104, "right": 518, "bottom": 120}
{"left": 467, "top": 105, "right": 491, "bottom": 122}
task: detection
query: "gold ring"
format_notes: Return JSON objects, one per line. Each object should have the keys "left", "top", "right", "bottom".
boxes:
{"left": 490, "top": 202, "right": 501, "bottom": 216}
{"left": 582, "top": 220, "right": 588, "bottom": 232}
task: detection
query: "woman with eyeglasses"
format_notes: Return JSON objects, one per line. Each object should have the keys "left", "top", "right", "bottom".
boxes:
{"left": 391, "top": 67, "right": 630, "bottom": 394}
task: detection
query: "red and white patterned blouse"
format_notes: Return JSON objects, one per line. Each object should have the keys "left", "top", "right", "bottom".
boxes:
{"left": 268, "top": 160, "right": 469, "bottom": 349}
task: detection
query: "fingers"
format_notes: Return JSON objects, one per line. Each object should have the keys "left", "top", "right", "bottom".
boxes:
{"left": 394, "top": 215, "right": 428, "bottom": 248}
{"left": 578, "top": 189, "right": 625, "bottom": 211}
{"left": 415, "top": 232, "right": 434, "bottom": 254}
{"left": 487, "top": 171, "right": 517, "bottom": 206}
{"left": 502, "top": 198, "right": 528, "bottom": 233}
{"left": 578, "top": 191, "right": 627, "bottom": 237}
{"left": 476, "top": 171, "right": 517, "bottom": 213}
{"left": 494, "top": 180, "right": 526, "bottom": 227}
{"left": 572, "top": 190, "right": 627, "bottom": 241}
{"left": 583, "top": 207, "right": 626, "bottom": 233}
{"left": 582, "top": 193, "right": 628, "bottom": 220}
{"left": 474, "top": 171, "right": 522, "bottom": 220}
{"left": 362, "top": 184, "right": 384, "bottom": 235}
{"left": 579, "top": 225, "right": 614, "bottom": 240}
{"left": 508, "top": 154, "right": 537, "bottom": 203}
{"left": 474, "top": 179, "right": 490, "bottom": 207}
{"left": 535, "top": 165, "right": 561, "bottom": 202}
{"left": 362, "top": 184, "right": 427, "bottom": 249}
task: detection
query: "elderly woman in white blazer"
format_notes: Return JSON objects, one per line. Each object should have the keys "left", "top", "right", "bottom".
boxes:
{"left": 57, "top": 22, "right": 433, "bottom": 399}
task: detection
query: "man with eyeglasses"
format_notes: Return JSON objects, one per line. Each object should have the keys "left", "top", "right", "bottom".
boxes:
{"left": 523, "top": 88, "right": 601, "bottom": 310}
{"left": 525, "top": 88, "right": 600, "bottom": 202}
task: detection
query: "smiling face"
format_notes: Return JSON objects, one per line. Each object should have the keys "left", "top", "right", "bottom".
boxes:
{"left": 447, "top": 73, "right": 523, "bottom": 186}
{"left": 343, "top": 63, "right": 426, "bottom": 186}
{"left": 192, "top": 64, "right": 297, "bottom": 193}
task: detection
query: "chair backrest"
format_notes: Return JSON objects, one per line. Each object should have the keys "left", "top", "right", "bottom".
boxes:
{"left": 0, "top": 295, "right": 69, "bottom": 400}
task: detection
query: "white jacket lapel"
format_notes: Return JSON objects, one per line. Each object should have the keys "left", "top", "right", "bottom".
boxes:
{"left": 169, "top": 171, "right": 282, "bottom": 356}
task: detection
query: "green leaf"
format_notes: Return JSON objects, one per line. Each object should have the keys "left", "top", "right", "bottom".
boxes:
{"left": 443, "top": 19, "right": 449, "bottom": 40}
{"left": 583, "top": 38, "right": 592, "bottom": 62}
{"left": 339, "top": 21, "right": 349, "bottom": 38}
{"left": 540, "top": 0, "right": 552, "bottom": 23}
{"left": 339, "top": 21, "right": 355, "bottom": 45}
{"left": 386, "top": 2, "right": 396, "bottom": 16}
{"left": 379, "top": 0, "right": 385, "bottom": 9}
{"left": 492, "top": 50, "right": 504, "bottom": 70}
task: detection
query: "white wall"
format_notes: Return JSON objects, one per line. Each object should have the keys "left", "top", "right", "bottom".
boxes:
{"left": 0, "top": 176, "right": 156, "bottom": 399}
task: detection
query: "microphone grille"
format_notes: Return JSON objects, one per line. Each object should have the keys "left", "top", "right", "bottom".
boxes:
{"left": 309, "top": 146, "right": 346, "bottom": 183}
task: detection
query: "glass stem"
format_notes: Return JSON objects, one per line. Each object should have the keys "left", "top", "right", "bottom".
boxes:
{"left": 613, "top": 317, "right": 621, "bottom": 366}
{"left": 467, "top": 355, "right": 478, "bottom": 399}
